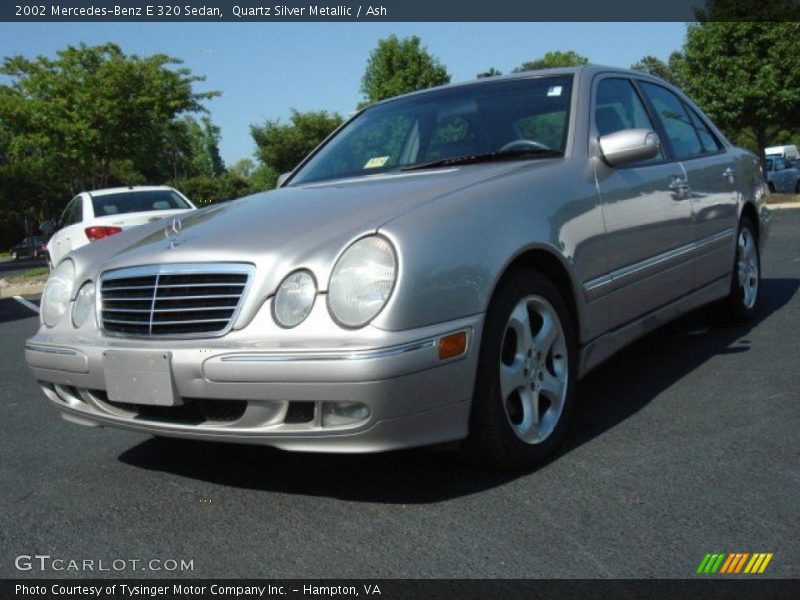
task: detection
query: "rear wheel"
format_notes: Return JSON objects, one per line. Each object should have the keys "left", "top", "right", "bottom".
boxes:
{"left": 717, "top": 216, "right": 760, "bottom": 323}
{"left": 464, "top": 270, "right": 577, "bottom": 470}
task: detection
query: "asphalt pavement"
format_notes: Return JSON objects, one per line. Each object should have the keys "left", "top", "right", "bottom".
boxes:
{"left": 1, "top": 212, "right": 798, "bottom": 579}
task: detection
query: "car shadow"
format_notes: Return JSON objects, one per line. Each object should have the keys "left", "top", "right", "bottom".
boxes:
{"left": 118, "top": 277, "right": 799, "bottom": 504}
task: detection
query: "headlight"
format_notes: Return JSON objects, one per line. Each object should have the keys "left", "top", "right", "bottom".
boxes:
{"left": 328, "top": 236, "right": 397, "bottom": 328}
{"left": 71, "top": 281, "right": 96, "bottom": 328}
{"left": 41, "top": 260, "right": 75, "bottom": 327}
{"left": 273, "top": 270, "right": 317, "bottom": 328}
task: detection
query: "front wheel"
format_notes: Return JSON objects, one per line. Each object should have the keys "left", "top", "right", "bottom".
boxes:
{"left": 464, "top": 270, "right": 577, "bottom": 470}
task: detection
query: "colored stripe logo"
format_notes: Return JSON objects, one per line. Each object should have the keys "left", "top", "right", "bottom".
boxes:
{"left": 697, "top": 552, "right": 773, "bottom": 574}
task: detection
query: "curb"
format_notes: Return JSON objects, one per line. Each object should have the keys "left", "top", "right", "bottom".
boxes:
{"left": 767, "top": 202, "right": 800, "bottom": 210}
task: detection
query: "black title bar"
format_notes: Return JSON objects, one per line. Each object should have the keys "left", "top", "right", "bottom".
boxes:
{"left": 0, "top": 0, "right": 760, "bottom": 23}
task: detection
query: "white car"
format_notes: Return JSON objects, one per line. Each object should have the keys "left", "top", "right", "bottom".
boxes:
{"left": 46, "top": 186, "right": 196, "bottom": 267}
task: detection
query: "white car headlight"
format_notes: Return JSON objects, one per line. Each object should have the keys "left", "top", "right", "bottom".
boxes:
{"left": 41, "top": 259, "right": 75, "bottom": 328}
{"left": 328, "top": 236, "right": 397, "bottom": 328}
{"left": 273, "top": 270, "right": 317, "bottom": 328}
{"left": 71, "top": 281, "right": 96, "bottom": 328}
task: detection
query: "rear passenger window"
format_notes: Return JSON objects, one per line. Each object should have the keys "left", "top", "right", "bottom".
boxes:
{"left": 687, "top": 107, "right": 722, "bottom": 154}
{"left": 595, "top": 78, "right": 662, "bottom": 162}
{"left": 640, "top": 82, "right": 704, "bottom": 160}
{"left": 62, "top": 197, "right": 83, "bottom": 226}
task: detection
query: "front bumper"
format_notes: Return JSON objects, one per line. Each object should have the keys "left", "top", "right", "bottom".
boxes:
{"left": 25, "top": 313, "right": 483, "bottom": 452}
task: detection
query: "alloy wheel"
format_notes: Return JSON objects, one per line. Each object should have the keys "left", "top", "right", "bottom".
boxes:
{"left": 737, "top": 228, "right": 759, "bottom": 310}
{"left": 499, "top": 295, "right": 568, "bottom": 444}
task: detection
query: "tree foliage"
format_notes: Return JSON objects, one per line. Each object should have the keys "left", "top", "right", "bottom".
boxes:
{"left": 630, "top": 52, "right": 685, "bottom": 86}
{"left": 0, "top": 43, "right": 217, "bottom": 190}
{"left": 680, "top": 21, "right": 800, "bottom": 152}
{"left": 360, "top": 35, "right": 450, "bottom": 105}
{"left": 513, "top": 51, "right": 589, "bottom": 72}
{"left": 251, "top": 109, "right": 343, "bottom": 175}
{"left": 0, "top": 43, "right": 221, "bottom": 242}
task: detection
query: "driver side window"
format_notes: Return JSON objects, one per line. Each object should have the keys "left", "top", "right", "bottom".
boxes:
{"left": 595, "top": 78, "right": 663, "bottom": 162}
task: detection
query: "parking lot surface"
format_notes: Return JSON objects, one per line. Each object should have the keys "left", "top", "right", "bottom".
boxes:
{"left": 1, "top": 212, "right": 798, "bottom": 579}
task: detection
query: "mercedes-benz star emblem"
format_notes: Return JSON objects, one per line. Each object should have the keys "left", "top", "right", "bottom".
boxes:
{"left": 165, "top": 216, "right": 183, "bottom": 249}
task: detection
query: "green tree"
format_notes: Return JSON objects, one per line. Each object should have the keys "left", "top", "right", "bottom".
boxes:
{"left": 680, "top": 22, "right": 800, "bottom": 152}
{"left": 229, "top": 158, "right": 256, "bottom": 180}
{"left": 630, "top": 52, "right": 685, "bottom": 86}
{"left": 174, "top": 173, "right": 258, "bottom": 207}
{"left": 360, "top": 35, "right": 450, "bottom": 105}
{"left": 513, "top": 51, "right": 589, "bottom": 72}
{"left": 0, "top": 43, "right": 216, "bottom": 191}
{"left": 251, "top": 109, "right": 343, "bottom": 175}
{"left": 477, "top": 67, "right": 503, "bottom": 78}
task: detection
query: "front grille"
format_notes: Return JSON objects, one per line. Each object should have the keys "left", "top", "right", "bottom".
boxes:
{"left": 100, "top": 263, "right": 253, "bottom": 337}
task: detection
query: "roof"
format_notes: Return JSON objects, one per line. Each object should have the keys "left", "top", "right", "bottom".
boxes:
{"left": 85, "top": 186, "right": 175, "bottom": 197}
{"left": 367, "top": 64, "right": 651, "bottom": 108}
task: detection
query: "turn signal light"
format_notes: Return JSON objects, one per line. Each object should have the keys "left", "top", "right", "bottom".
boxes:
{"left": 438, "top": 330, "right": 468, "bottom": 360}
{"left": 85, "top": 226, "right": 123, "bottom": 241}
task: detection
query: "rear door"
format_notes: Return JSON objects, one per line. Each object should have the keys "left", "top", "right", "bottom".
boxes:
{"left": 638, "top": 81, "right": 738, "bottom": 288}
{"left": 591, "top": 75, "right": 695, "bottom": 330}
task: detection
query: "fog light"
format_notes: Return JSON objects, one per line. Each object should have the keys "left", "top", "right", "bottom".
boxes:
{"left": 439, "top": 330, "right": 468, "bottom": 360}
{"left": 321, "top": 401, "right": 370, "bottom": 427}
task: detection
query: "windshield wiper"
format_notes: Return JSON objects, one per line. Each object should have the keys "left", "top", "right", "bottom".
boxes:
{"left": 400, "top": 146, "right": 562, "bottom": 171}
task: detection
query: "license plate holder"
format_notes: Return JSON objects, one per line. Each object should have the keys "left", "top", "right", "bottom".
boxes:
{"left": 103, "top": 350, "right": 181, "bottom": 406}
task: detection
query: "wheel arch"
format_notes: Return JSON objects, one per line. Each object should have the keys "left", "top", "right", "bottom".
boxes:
{"left": 741, "top": 201, "right": 759, "bottom": 241}
{"left": 488, "top": 246, "right": 583, "bottom": 344}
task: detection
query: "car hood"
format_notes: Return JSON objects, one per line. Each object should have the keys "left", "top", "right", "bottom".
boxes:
{"left": 70, "top": 161, "right": 553, "bottom": 325}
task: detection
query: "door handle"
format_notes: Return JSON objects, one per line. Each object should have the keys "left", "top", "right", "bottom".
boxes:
{"left": 722, "top": 167, "right": 735, "bottom": 183}
{"left": 669, "top": 175, "right": 686, "bottom": 190}
{"left": 669, "top": 175, "right": 689, "bottom": 190}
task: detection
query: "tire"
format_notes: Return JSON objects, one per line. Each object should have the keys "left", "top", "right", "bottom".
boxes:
{"left": 717, "top": 216, "right": 760, "bottom": 323}
{"left": 767, "top": 182, "right": 775, "bottom": 194}
{"left": 463, "top": 269, "right": 578, "bottom": 470}
{"left": 795, "top": 179, "right": 800, "bottom": 194}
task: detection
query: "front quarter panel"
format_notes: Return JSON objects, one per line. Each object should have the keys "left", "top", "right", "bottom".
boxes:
{"left": 373, "top": 158, "right": 606, "bottom": 343}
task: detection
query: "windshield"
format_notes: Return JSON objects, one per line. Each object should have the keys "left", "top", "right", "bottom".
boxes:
{"left": 289, "top": 75, "right": 574, "bottom": 186}
{"left": 91, "top": 190, "right": 191, "bottom": 217}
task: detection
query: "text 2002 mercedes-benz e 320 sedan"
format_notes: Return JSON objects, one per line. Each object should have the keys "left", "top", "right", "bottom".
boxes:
{"left": 26, "top": 66, "right": 770, "bottom": 469}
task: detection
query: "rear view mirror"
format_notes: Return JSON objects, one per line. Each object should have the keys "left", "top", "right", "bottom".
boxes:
{"left": 276, "top": 172, "right": 291, "bottom": 187}
{"left": 599, "top": 129, "right": 660, "bottom": 167}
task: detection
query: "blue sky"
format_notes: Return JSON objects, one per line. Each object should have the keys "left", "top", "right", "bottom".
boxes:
{"left": 0, "top": 22, "right": 687, "bottom": 165}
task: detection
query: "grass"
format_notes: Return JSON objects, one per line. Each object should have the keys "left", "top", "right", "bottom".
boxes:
{"left": 22, "top": 267, "right": 49, "bottom": 278}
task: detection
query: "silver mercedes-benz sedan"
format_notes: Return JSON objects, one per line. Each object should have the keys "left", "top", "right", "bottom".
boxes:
{"left": 26, "top": 66, "right": 770, "bottom": 469}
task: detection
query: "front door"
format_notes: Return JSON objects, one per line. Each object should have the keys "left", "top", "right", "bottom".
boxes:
{"left": 590, "top": 75, "right": 695, "bottom": 331}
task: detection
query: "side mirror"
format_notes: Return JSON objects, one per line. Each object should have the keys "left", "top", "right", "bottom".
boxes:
{"left": 599, "top": 129, "right": 661, "bottom": 167}
{"left": 40, "top": 220, "right": 55, "bottom": 235}
{"left": 276, "top": 172, "right": 291, "bottom": 187}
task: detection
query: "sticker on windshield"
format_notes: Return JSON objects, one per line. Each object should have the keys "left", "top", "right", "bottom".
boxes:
{"left": 364, "top": 156, "right": 390, "bottom": 169}
{"left": 547, "top": 86, "right": 563, "bottom": 97}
